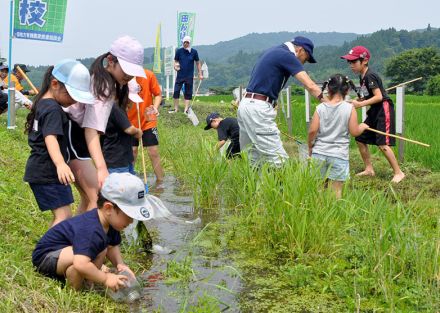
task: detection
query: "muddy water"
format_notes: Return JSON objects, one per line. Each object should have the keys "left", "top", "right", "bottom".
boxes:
{"left": 128, "top": 175, "right": 241, "bottom": 312}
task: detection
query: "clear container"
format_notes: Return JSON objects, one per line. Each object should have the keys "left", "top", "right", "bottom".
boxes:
{"left": 145, "top": 106, "right": 157, "bottom": 122}
{"left": 107, "top": 270, "right": 142, "bottom": 303}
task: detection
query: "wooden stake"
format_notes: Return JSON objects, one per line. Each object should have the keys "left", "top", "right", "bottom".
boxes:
{"left": 366, "top": 127, "right": 430, "bottom": 147}
{"left": 15, "top": 65, "right": 39, "bottom": 94}
{"left": 136, "top": 102, "right": 148, "bottom": 189}
{"left": 386, "top": 77, "right": 423, "bottom": 91}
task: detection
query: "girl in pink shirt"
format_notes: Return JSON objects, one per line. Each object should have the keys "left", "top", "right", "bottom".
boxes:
{"left": 65, "top": 36, "right": 146, "bottom": 212}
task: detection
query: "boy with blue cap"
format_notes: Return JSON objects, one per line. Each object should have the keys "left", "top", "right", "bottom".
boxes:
{"left": 238, "top": 36, "right": 326, "bottom": 166}
{"left": 204, "top": 112, "right": 241, "bottom": 158}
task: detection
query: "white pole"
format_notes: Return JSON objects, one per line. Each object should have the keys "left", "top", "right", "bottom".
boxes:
{"left": 362, "top": 106, "right": 367, "bottom": 121}
{"left": 305, "top": 89, "right": 311, "bottom": 129}
{"left": 396, "top": 86, "right": 405, "bottom": 162}
{"left": 166, "top": 75, "right": 170, "bottom": 100}
{"left": 7, "top": 82, "right": 16, "bottom": 130}
{"left": 172, "top": 45, "right": 176, "bottom": 93}
{"left": 287, "top": 86, "right": 292, "bottom": 135}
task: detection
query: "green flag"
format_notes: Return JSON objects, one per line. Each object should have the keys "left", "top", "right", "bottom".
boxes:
{"left": 153, "top": 23, "right": 162, "bottom": 74}
{"left": 14, "top": 0, "right": 68, "bottom": 43}
{"left": 177, "top": 12, "right": 196, "bottom": 46}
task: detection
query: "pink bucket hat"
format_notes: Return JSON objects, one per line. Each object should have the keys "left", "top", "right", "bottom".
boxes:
{"left": 110, "top": 36, "right": 146, "bottom": 78}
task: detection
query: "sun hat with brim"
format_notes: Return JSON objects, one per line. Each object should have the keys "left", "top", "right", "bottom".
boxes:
{"left": 0, "top": 64, "right": 8, "bottom": 70}
{"left": 110, "top": 36, "right": 146, "bottom": 78}
{"left": 340, "top": 46, "right": 371, "bottom": 61}
{"left": 101, "top": 173, "right": 153, "bottom": 221}
{"left": 128, "top": 78, "right": 143, "bottom": 103}
{"left": 204, "top": 112, "right": 220, "bottom": 130}
{"left": 52, "top": 59, "right": 95, "bottom": 104}
{"left": 292, "top": 36, "right": 317, "bottom": 63}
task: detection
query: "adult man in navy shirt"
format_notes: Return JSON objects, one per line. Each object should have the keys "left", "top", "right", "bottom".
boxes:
{"left": 238, "top": 36, "right": 325, "bottom": 166}
{"left": 170, "top": 36, "right": 203, "bottom": 114}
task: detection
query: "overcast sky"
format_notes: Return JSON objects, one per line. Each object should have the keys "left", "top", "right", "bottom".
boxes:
{"left": 0, "top": 0, "right": 438, "bottom": 66}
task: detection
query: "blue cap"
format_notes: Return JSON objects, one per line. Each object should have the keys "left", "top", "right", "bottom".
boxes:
{"left": 52, "top": 59, "right": 95, "bottom": 104}
{"left": 204, "top": 112, "right": 220, "bottom": 130}
{"left": 292, "top": 36, "right": 317, "bottom": 63}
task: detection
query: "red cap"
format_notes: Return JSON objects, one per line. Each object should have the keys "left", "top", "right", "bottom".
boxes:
{"left": 340, "top": 46, "right": 370, "bottom": 61}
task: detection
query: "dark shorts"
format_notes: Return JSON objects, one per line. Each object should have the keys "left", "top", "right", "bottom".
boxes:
{"left": 173, "top": 78, "right": 193, "bottom": 100}
{"left": 29, "top": 183, "right": 74, "bottom": 211}
{"left": 132, "top": 128, "right": 159, "bottom": 147}
{"left": 356, "top": 100, "right": 396, "bottom": 146}
{"left": 35, "top": 249, "right": 64, "bottom": 281}
{"left": 67, "top": 119, "right": 91, "bottom": 161}
{"left": 226, "top": 142, "right": 241, "bottom": 159}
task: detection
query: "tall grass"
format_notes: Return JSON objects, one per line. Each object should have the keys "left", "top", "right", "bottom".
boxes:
{"left": 158, "top": 102, "right": 440, "bottom": 311}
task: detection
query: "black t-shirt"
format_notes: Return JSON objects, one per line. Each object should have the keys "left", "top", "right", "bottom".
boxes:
{"left": 24, "top": 98, "right": 69, "bottom": 184}
{"left": 217, "top": 117, "right": 240, "bottom": 146}
{"left": 32, "top": 208, "right": 121, "bottom": 266}
{"left": 101, "top": 104, "right": 134, "bottom": 168}
{"left": 359, "top": 68, "right": 391, "bottom": 115}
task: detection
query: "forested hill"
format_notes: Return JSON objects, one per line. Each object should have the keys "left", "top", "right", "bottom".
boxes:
{"left": 26, "top": 27, "right": 439, "bottom": 91}
{"left": 308, "top": 27, "right": 440, "bottom": 81}
{"left": 205, "top": 27, "right": 440, "bottom": 88}
{"left": 194, "top": 31, "right": 359, "bottom": 63}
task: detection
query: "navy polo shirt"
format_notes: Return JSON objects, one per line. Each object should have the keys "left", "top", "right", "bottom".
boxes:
{"left": 246, "top": 44, "right": 304, "bottom": 101}
{"left": 174, "top": 47, "right": 199, "bottom": 79}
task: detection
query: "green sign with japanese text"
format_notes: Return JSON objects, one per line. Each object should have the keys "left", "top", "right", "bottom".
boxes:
{"left": 14, "top": 0, "right": 68, "bottom": 43}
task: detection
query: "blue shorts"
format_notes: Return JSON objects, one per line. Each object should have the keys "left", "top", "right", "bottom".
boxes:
{"left": 108, "top": 163, "right": 136, "bottom": 175}
{"left": 29, "top": 183, "right": 74, "bottom": 211}
{"left": 311, "top": 153, "right": 349, "bottom": 182}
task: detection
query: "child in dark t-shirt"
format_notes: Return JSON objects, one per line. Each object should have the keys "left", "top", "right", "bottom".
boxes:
{"left": 101, "top": 79, "right": 143, "bottom": 174}
{"left": 101, "top": 102, "right": 142, "bottom": 174}
{"left": 24, "top": 60, "right": 95, "bottom": 227}
{"left": 32, "top": 173, "right": 153, "bottom": 291}
{"left": 204, "top": 112, "right": 240, "bottom": 158}
{"left": 341, "top": 46, "right": 405, "bottom": 183}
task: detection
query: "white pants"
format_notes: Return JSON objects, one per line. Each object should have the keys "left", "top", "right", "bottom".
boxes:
{"left": 237, "top": 97, "right": 288, "bottom": 166}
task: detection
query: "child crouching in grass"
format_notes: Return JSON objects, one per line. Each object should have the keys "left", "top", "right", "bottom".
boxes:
{"left": 32, "top": 173, "right": 152, "bottom": 291}
{"left": 308, "top": 74, "right": 369, "bottom": 198}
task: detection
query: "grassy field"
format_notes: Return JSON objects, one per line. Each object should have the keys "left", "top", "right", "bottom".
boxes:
{"left": 0, "top": 94, "right": 439, "bottom": 312}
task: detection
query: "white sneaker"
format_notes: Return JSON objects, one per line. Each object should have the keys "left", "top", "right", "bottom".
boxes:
{"left": 168, "top": 110, "right": 177, "bottom": 114}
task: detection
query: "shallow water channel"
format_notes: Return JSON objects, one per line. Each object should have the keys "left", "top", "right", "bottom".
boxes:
{"left": 126, "top": 175, "right": 242, "bottom": 312}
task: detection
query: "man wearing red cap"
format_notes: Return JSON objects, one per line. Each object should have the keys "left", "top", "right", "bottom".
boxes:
{"left": 341, "top": 46, "right": 405, "bottom": 183}
{"left": 237, "top": 36, "right": 325, "bottom": 166}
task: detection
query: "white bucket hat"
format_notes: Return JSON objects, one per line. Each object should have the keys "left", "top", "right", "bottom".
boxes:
{"left": 101, "top": 173, "right": 153, "bottom": 221}
{"left": 52, "top": 59, "right": 95, "bottom": 104}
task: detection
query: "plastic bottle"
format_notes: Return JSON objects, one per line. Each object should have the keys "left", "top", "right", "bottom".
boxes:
{"left": 145, "top": 106, "right": 157, "bottom": 122}
{"left": 108, "top": 270, "right": 142, "bottom": 303}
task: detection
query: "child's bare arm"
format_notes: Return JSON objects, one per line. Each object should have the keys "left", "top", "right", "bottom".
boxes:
{"left": 351, "top": 88, "right": 383, "bottom": 108}
{"left": 307, "top": 111, "right": 320, "bottom": 155}
{"left": 45, "top": 135, "right": 75, "bottom": 185}
{"left": 107, "top": 245, "right": 135, "bottom": 278}
{"left": 217, "top": 140, "right": 226, "bottom": 149}
{"left": 124, "top": 126, "right": 143, "bottom": 139}
{"left": 73, "top": 254, "right": 127, "bottom": 291}
{"left": 348, "top": 107, "right": 369, "bottom": 137}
